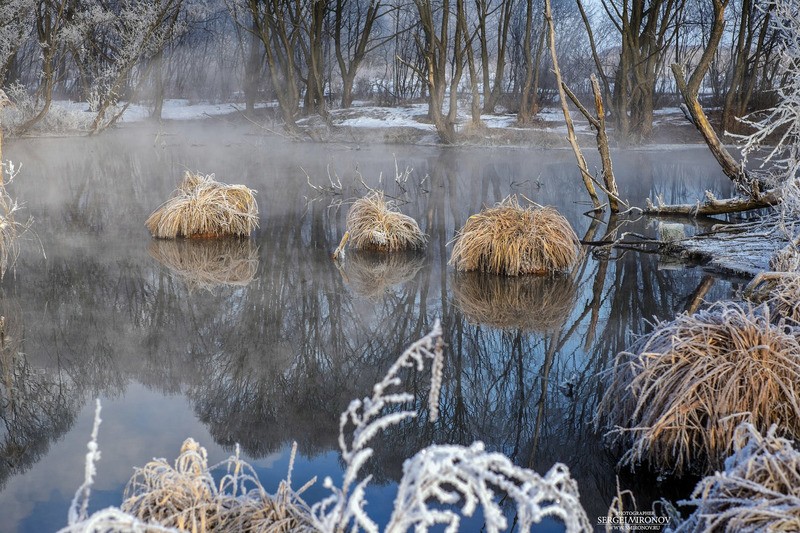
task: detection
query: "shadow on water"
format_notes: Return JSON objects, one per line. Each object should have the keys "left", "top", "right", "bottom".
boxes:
{"left": 0, "top": 123, "right": 740, "bottom": 529}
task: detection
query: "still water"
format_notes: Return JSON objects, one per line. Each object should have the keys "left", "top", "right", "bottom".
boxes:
{"left": 0, "top": 122, "right": 740, "bottom": 531}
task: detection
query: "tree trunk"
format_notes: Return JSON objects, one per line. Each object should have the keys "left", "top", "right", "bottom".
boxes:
{"left": 545, "top": 0, "right": 601, "bottom": 209}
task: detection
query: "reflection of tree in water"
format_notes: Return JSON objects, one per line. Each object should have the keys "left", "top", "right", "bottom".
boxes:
{"left": 0, "top": 306, "right": 81, "bottom": 490}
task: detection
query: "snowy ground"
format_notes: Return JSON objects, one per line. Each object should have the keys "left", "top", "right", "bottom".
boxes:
{"left": 7, "top": 97, "right": 697, "bottom": 146}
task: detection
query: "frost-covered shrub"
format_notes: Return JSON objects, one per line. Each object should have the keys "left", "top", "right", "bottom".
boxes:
{"left": 0, "top": 83, "right": 93, "bottom": 133}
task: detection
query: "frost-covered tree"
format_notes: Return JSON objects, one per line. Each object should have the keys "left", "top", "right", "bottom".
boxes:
{"left": 739, "top": 0, "right": 800, "bottom": 209}
{"left": 0, "top": 0, "right": 34, "bottom": 84}
{"left": 81, "top": 0, "right": 186, "bottom": 133}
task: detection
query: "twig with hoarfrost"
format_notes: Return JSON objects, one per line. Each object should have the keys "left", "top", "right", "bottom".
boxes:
{"left": 310, "top": 322, "right": 444, "bottom": 532}
{"left": 387, "top": 443, "right": 591, "bottom": 533}
{"left": 68, "top": 400, "right": 103, "bottom": 525}
{"left": 311, "top": 321, "right": 591, "bottom": 533}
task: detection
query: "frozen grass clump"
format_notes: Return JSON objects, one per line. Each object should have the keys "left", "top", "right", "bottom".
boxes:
{"left": 760, "top": 274, "right": 800, "bottom": 323}
{"left": 598, "top": 302, "right": 800, "bottom": 475}
{"left": 148, "top": 238, "right": 259, "bottom": 292}
{"left": 121, "top": 439, "right": 314, "bottom": 532}
{"left": 339, "top": 250, "right": 424, "bottom": 299}
{"left": 345, "top": 191, "right": 426, "bottom": 251}
{"left": 669, "top": 423, "right": 800, "bottom": 532}
{"left": 145, "top": 172, "right": 258, "bottom": 239}
{"left": 452, "top": 271, "right": 577, "bottom": 332}
{"left": 449, "top": 196, "right": 581, "bottom": 276}
{"left": 770, "top": 240, "right": 800, "bottom": 272}
{"left": 59, "top": 403, "right": 315, "bottom": 533}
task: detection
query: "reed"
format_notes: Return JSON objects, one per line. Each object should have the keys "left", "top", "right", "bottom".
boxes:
{"left": 449, "top": 196, "right": 581, "bottom": 276}
{"left": 673, "top": 423, "right": 800, "bottom": 532}
{"left": 452, "top": 271, "right": 577, "bottom": 332}
{"left": 145, "top": 172, "right": 258, "bottom": 239}
{"left": 598, "top": 302, "right": 800, "bottom": 475}
{"left": 345, "top": 191, "right": 426, "bottom": 251}
{"left": 148, "top": 238, "right": 259, "bottom": 291}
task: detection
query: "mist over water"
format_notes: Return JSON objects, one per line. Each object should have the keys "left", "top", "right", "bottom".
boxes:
{"left": 0, "top": 122, "right": 742, "bottom": 531}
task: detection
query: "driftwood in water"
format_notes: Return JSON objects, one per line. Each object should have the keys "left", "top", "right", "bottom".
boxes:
{"left": 645, "top": 189, "right": 780, "bottom": 217}
{"left": 672, "top": 63, "right": 746, "bottom": 185}
{"left": 665, "top": 219, "right": 787, "bottom": 277}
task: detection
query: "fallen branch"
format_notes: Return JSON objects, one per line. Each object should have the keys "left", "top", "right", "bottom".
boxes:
{"left": 645, "top": 189, "right": 780, "bottom": 217}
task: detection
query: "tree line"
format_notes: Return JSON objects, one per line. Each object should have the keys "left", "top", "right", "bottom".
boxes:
{"left": 0, "top": 0, "right": 786, "bottom": 141}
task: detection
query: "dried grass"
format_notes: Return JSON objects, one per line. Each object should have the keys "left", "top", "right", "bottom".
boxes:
{"left": 770, "top": 241, "right": 800, "bottom": 272}
{"left": 760, "top": 274, "right": 800, "bottom": 324}
{"left": 145, "top": 172, "right": 258, "bottom": 239}
{"left": 345, "top": 191, "right": 426, "bottom": 251}
{"left": 0, "top": 171, "right": 30, "bottom": 279}
{"left": 122, "top": 439, "right": 315, "bottom": 533}
{"left": 148, "top": 238, "right": 259, "bottom": 291}
{"left": 340, "top": 250, "right": 424, "bottom": 299}
{"left": 598, "top": 302, "right": 800, "bottom": 475}
{"left": 452, "top": 271, "right": 577, "bottom": 332}
{"left": 449, "top": 196, "right": 581, "bottom": 276}
{"left": 672, "top": 423, "right": 800, "bottom": 532}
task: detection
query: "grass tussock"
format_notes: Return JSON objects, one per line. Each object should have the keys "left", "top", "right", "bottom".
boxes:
{"left": 449, "top": 196, "right": 581, "bottom": 276}
{"left": 598, "top": 302, "right": 800, "bottom": 475}
{"left": 673, "top": 423, "right": 800, "bottom": 532}
{"left": 346, "top": 191, "right": 426, "bottom": 251}
{"left": 761, "top": 274, "right": 800, "bottom": 324}
{"left": 121, "top": 439, "right": 315, "bottom": 533}
{"left": 145, "top": 172, "right": 258, "bottom": 239}
{"left": 148, "top": 239, "right": 259, "bottom": 292}
{"left": 452, "top": 271, "right": 577, "bottom": 332}
{"left": 339, "top": 250, "right": 424, "bottom": 299}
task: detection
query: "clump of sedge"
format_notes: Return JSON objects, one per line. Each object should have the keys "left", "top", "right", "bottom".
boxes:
{"left": 145, "top": 172, "right": 258, "bottom": 239}
{"left": 449, "top": 196, "right": 581, "bottom": 276}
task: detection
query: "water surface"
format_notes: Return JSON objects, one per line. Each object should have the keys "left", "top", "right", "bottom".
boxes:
{"left": 0, "top": 123, "right": 740, "bottom": 531}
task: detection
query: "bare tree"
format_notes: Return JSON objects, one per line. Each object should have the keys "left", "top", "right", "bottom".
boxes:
{"left": 602, "top": 0, "right": 687, "bottom": 142}
{"left": 333, "top": 0, "right": 387, "bottom": 108}
{"left": 0, "top": 0, "right": 33, "bottom": 85}
{"left": 721, "top": 0, "right": 774, "bottom": 132}
{"left": 476, "top": 0, "right": 515, "bottom": 114}
{"left": 412, "top": 0, "right": 468, "bottom": 143}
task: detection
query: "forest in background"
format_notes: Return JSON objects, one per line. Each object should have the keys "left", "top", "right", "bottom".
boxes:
{"left": 0, "top": 0, "right": 785, "bottom": 141}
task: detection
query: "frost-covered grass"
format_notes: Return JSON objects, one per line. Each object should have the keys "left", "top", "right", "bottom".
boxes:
{"left": 449, "top": 196, "right": 582, "bottom": 276}
{"left": 669, "top": 423, "right": 800, "bottom": 532}
{"left": 0, "top": 160, "right": 31, "bottom": 279}
{"left": 145, "top": 172, "right": 258, "bottom": 239}
{"left": 345, "top": 191, "right": 426, "bottom": 252}
{"left": 60, "top": 324, "right": 592, "bottom": 533}
{"left": 598, "top": 302, "right": 800, "bottom": 475}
